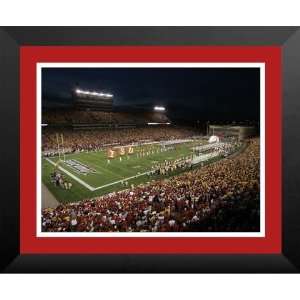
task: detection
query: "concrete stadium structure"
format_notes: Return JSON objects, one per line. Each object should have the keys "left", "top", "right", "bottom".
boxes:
{"left": 209, "top": 125, "right": 257, "bottom": 140}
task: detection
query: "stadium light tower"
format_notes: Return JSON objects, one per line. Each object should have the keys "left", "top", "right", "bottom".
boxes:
{"left": 154, "top": 106, "right": 166, "bottom": 112}
{"left": 75, "top": 88, "right": 113, "bottom": 98}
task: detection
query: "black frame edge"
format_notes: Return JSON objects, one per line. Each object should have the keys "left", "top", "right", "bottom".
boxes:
{"left": 1, "top": 26, "right": 299, "bottom": 273}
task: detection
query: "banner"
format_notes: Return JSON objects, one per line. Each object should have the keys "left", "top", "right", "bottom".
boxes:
{"left": 118, "top": 146, "right": 126, "bottom": 156}
{"left": 127, "top": 146, "right": 134, "bottom": 154}
{"left": 107, "top": 146, "right": 134, "bottom": 158}
{"left": 107, "top": 148, "right": 116, "bottom": 158}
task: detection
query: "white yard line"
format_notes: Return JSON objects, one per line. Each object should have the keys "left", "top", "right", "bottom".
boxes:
{"left": 93, "top": 171, "right": 150, "bottom": 190}
{"left": 45, "top": 158, "right": 96, "bottom": 191}
{"left": 44, "top": 158, "right": 150, "bottom": 191}
{"left": 45, "top": 144, "right": 221, "bottom": 193}
{"left": 83, "top": 152, "right": 125, "bottom": 179}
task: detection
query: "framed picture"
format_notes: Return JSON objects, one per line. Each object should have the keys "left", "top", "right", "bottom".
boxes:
{"left": 1, "top": 27, "right": 299, "bottom": 273}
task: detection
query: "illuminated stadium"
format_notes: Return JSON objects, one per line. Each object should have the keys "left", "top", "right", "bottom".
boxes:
{"left": 41, "top": 67, "right": 260, "bottom": 233}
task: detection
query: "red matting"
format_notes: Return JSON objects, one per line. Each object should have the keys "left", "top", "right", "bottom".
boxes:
{"left": 20, "top": 46, "right": 281, "bottom": 254}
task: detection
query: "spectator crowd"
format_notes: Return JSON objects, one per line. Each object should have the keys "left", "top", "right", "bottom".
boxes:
{"left": 43, "top": 109, "right": 169, "bottom": 125}
{"left": 42, "top": 127, "right": 199, "bottom": 154}
{"left": 42, "top": 138, "right": 260, "bottom": 233}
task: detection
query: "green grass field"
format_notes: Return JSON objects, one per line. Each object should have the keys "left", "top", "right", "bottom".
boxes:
{"left": 42, "top": 141, "right": 205, "bottom": 204}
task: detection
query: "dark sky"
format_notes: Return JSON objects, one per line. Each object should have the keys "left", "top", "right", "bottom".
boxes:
{"left": 42, "top": 67, "right": 260, "bottom": 122}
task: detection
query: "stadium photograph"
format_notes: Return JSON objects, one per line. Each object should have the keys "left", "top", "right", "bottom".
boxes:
{"left": 40, "top": 65, "right": 262, "bottom": 234}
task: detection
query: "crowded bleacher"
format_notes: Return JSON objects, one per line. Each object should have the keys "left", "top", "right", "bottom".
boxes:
{"left": 43, "top": 109, "right": 169, "bottom": 125}
{"left": 42, "top": 126, "right": 200, "bottom": 154}
{"left": 42, "top": 138, "right": 260, "bottom": 232}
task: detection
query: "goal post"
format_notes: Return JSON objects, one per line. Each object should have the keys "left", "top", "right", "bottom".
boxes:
{"left": 56, "top": 133, "right": 61, "bottom": 161}
{"left": 61, "top": 133, "right": 66, "bottom": 162}
{"left": 56, "top": 133, "right": 66, "bottom": 162}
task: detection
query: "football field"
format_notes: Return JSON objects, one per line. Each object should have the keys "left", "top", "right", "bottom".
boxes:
{"left": 42, "top": 141, "right": 203, "bottom": 204}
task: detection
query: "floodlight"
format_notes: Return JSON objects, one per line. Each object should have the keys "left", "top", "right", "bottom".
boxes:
{"left": 75, "top": 88, "right": 113, "bottom": 98}
{"left": 147, "top": 122, "right": 171, "bottom": 125}
{"left": 154, "top": 106, "right": 166, "bottom": 111}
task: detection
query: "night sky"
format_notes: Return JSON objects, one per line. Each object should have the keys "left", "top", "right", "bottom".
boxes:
{"left": 42, "top": 68, "right": 260, "bottom": 122}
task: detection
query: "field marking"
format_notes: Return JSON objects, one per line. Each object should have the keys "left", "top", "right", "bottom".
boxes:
{"left": 45, "top": 158, "right": 96, "bottom": 191}
{"left": 44, "top": 141, "right": 214, "bottom": 193}
{"left": 44, "top": 157, "right": 151, "bottom": 192}
{"left": 93, "top": 171, "right": 150, "bottom": 191}
{"left": 73, "top": 156, "right": 120, "bottom": 178}
{"left": 44, "top": 144, "right": 194, "bottom": 192}
{"left": 83, "top": 152, "right": 128, "bottom": 179}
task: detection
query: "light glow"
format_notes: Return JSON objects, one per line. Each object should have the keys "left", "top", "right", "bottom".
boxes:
{"left": 154, "top": 106, "right": 166, "bottom": 111}
{"left": 147, "top": 122, "right": 171, "bottom": 125}
{"left": 208, "top": 135, "right": 220, "bottom": 143}
{"left": 75, "top": 89, "right": 113, "bottom": 98}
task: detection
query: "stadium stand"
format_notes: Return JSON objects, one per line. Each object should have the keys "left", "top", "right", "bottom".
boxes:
{"left": 42, "top": 126, "right": 200, "bottom": 153}
{"left": 42, "top": 109, "right": 170, "bottom": 126}
{"left": 42, "top": 138, "right": 260, "bottom": 232}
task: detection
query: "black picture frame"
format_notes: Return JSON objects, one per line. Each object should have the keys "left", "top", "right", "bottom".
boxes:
{"left": 1, "top": 26, "right": 299, "bottom": 273}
